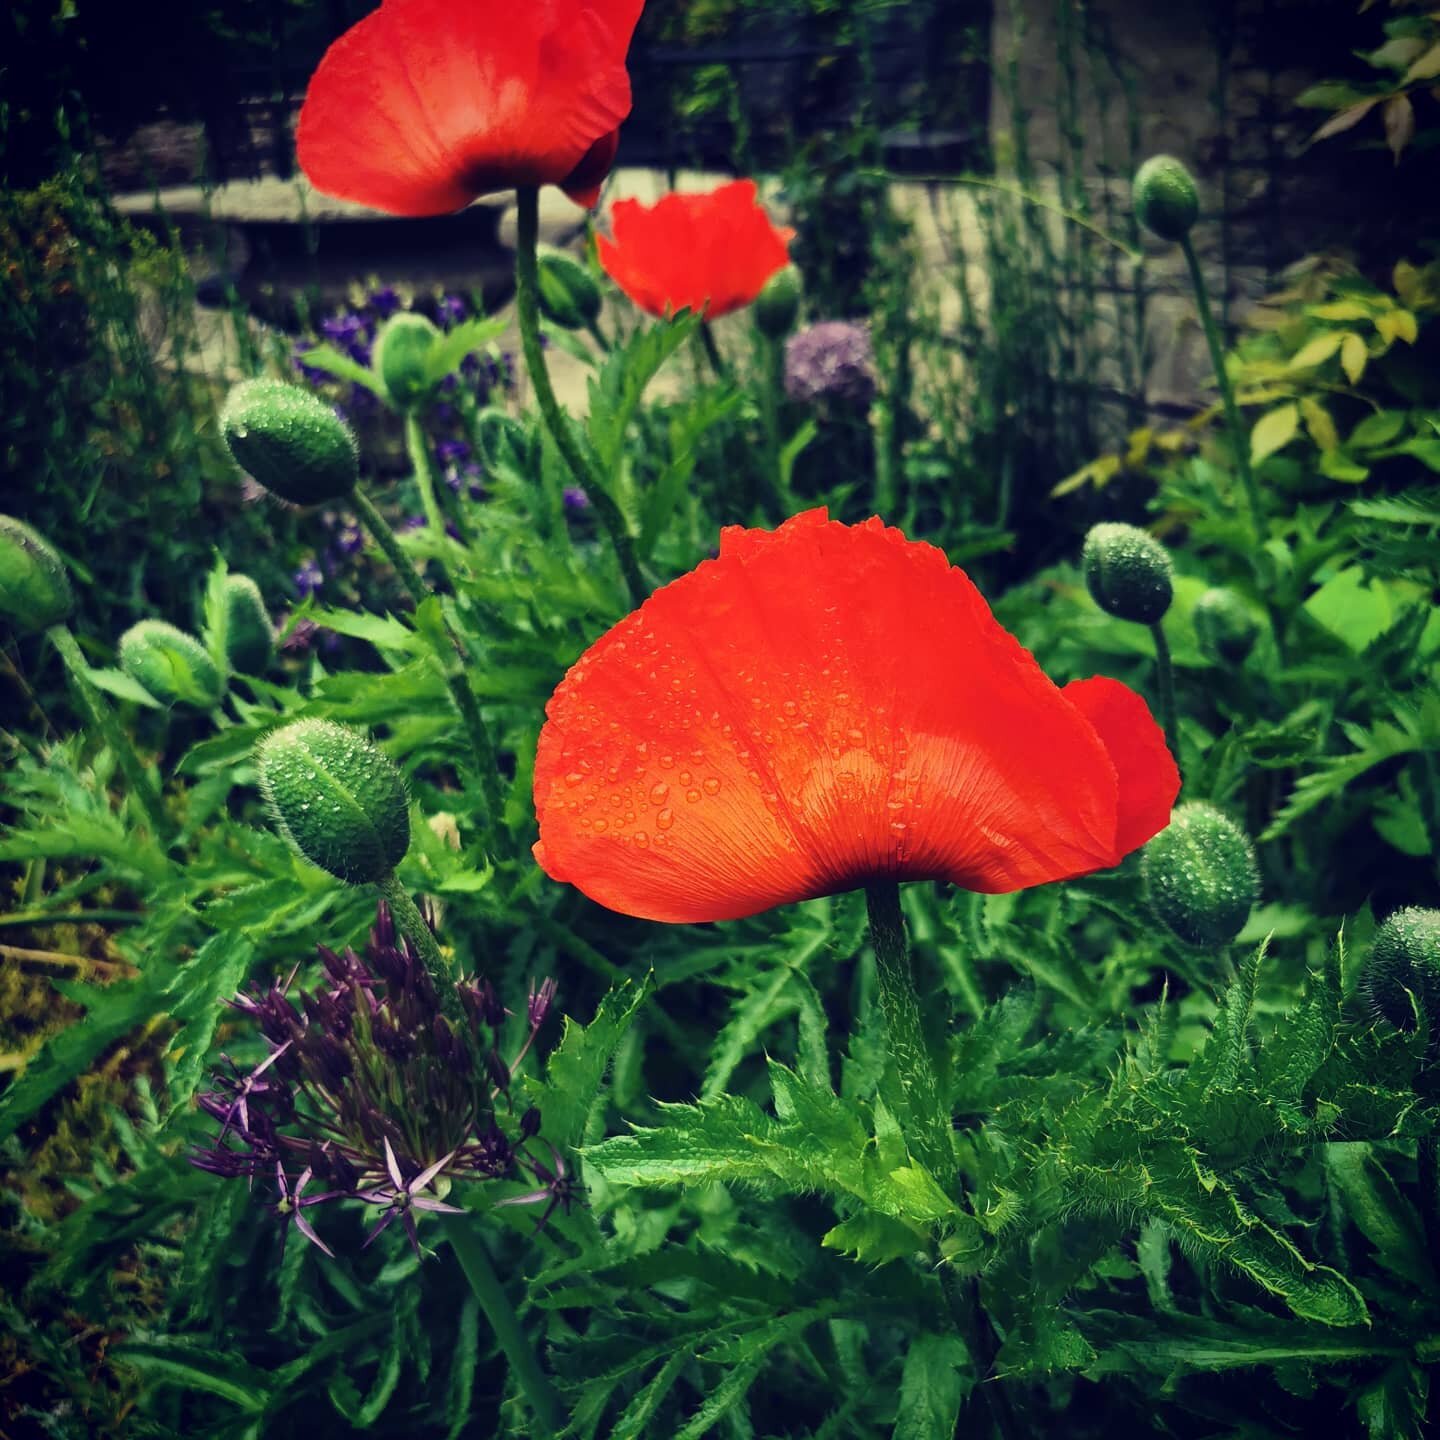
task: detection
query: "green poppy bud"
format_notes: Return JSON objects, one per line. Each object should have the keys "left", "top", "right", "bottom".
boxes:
{"left": 1082, "top": 522, "right": 1174, "bottom": 625}
{"left": 754, "top": 265, "right": 803, "bottom": 340}
{"left": 221, "top": 379, "right": 358, "bottom": 505}
{"left": 536, "top": 248, "right": 602, "bottom": 330}
{"left": 1363, "top": 907, "right": 1440, "bottom": 1031}
{"left": 1193, "top": 587, "right": 1260, "bottom": 666}
{"left": 0, "top": 515, "right": 74, "bottom": 635}
{"left": 476, "top": 409, "right": 534, "bottom": 477}
{"left": 1141, "top": 802, "right": 1260, "bottom": 948}
{"left": 256, "top": 718, "right": 410, "bottom": 885}
{"left": 1133, "top": 155, "right": 1200, "bottom": 242}
{"left": 374, "top": 312, "right": 441, "bottom": 410}
{"left": 222, "top": 574, "right": 274, "bottom": 675}
{"left": 118, "top": 620, "right": 226, "bottom": 708}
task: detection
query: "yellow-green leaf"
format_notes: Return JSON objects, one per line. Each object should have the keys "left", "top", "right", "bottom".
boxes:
{"left": 1051, "top": 453, "right": 1121, "bottom": 497}
{"left": 1300, "top": 396, "right": 1339, "bottom": 453}
{"left": 1287, "top": 331, "right": 1345, "bottom": 370}
{"left": 1311, "top": 98, "right": 1378, "bottom": 142}
{"left": 1251, "top": 404, "right": 1300, "bottom": 466}
{"left": 1402, "top": 41, "right": 1440, "bottom": 84}
{"left": 1341, "top": 331, "right": 1369, "bottom": 384}
{"left": 1384, "top": 94, "right": 1415, "bottom": 163}
{"left": 1375, "top": 308, "right": 1418, "bottom": 345}
{"left": 1306, "top": 299, "right": 1376, "bottom": 322}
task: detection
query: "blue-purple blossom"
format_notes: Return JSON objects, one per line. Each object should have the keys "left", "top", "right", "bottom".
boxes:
{"left": 293, "top": 558, "right": 325, "bottom": 598}
{"left": 368, "top": 285, "right": 402, "bottom": 318}
{"left": 438, "top": 294, "right": 468, "bottom": 326}
{"left": 563, "top": 487, "right": 591, "bottom": 513}
{"left": 783, "top": 320, "right": 878, "bottom": 409}
{"left": 435, "top": 438, "right": 471, "bottom": 467}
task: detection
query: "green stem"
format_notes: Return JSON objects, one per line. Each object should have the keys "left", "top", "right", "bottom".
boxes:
{"left": 1180, "top": 234, "right": 1262, "bottom": 533}
{"left": 1150, "top": 621, "right": 1181, "bottom": 781}
{"left": 376, "top": 872, "right": 446, "bottom": 975}
{"left": 442, "top": 1215, "right": 564, "bottom": 1437}
{"left": 699, "top": 321, "right": 729, "bottom": 382}
{"left": 584, "top": 314, "right": 612, "bottom": 354}
{"left": 350, "top": 488, "right": 508, "bottom": 846}
{"left": 405, "top": 412, "right": 449, "bottom": 547}
{"left": 864, "top": 881, "right": 952, "bottom": 1178}
{"left": 48, "top": 624, "right": 171, "bottom": 843}
{"left": 514, "top": 186, "right": 647, "bottom": 609}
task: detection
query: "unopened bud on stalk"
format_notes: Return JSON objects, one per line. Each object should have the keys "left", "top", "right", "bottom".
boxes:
{"left": 1133, "top": 155, "right": 1200, "bottom": 242}
{"left": 1082, "top": 522, "right": 1174, "bottom": 625}
{"left": 754, "top": 265, "right": 803, "bottom": 340}
{"left": 1141, "top": 802, "right": 1260, "bottom": 947}
{"left": 256, "top": 718, "right": 410, "bottom": 885}
{"left": 476, "top": 409, "right": 534, "bottom": 476}
{"left": 1363, "top": 907, "right": 1440, "bottom": 1031}
{"left": 0, "top": 515, "right": 74, "bottom": 634}
{"left": 118, "top": 620, "right": 225, "bottom": 708}
{"left": 1193, "top": 587, "right": 1260, "bottom": 666}
{"left": 222, "top": 574, "right": 274, "bottom": 675}
{"left": 221, "top": 379, "right": 359, "bottom": 505}
{"left": 536, "top": 248, "right": 602, "bottom": 330}
{"left": 374, "top": 312, "right": 441, "bottom": 411}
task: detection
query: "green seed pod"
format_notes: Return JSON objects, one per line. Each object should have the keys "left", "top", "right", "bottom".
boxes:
{"left": 256, "top": 719, "right": 410, "bottom": 885}
{"left": 1133, "top": 155, "right": 1200, "bottom": 242}
{"left": 221, "top": 379, "right": 358, "bottom": 505}
{"left": 1363, "top": 907, "right": 1440, "bottom": 1031}
{"left": 1141, "top": 802, "right": 1260, "bottom": 948}
{"left": 118, "top": 620, "right": 226, "bottom": 708}
{"left": 0, "top": 515, "right": 74, "bottom": 634}
{"left": 476, "top": 409, "right": 534, "bottom": 477}
{"left": 222, "top": 574, "right": 274, "bottom": 675}
{"left": 754, "top": 265, "right": 803, "bottom": 341}
{"left": 536, "top": 248, "right": 602, "bottom": 330}
{"left": 374, "top": 312, "right": 441, "bottom": 410}
{"left": 1193, "top": 587, "right": 1260, "bottom": 666}
{"left": 1082, "top": 522, "right": 1174, "bottom": 625}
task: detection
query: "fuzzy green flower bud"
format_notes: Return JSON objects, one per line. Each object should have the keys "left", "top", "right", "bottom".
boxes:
{"left": 754, "top": 265, "right": 803, "bottom": 341}
{"left": 221, "top": 379, "right": 358, "bottom": 505}
{"left": 1133, "top": 155, "right": 1200, "bottom": 242}
{"left": 374, "top": 312, "right": 441, "bottom": 410}
{"left": 1082, "top": 522, "right": 1174, "bottom": 625}
{"left": 1363, "top": 907, "right": 1440, "bottom": 1031}
{"left": 222, "top": 574, "right": 274, "bottom": 675}
{"left": 118, "top": 620, "right": 225, "bottom": 708}
{"left": 0, "top": 515, "right": 74, "bottom": 635}
{"left": 536, "top": 248, "right": 602, "bottom": 331}
{"left": 1193, "top": 587, "right": 1260, "bottom": 666}
{"left": 1141, "top": 802, "right": 1260, "bottom": 948}
{"left": 476, "top": 409, "right": 534, "bottom": 477}
{"left": 256, "top": 719, "right": 410, "bottom": 885}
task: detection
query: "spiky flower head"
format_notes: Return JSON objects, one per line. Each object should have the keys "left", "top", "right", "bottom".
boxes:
{"left": 784, "top": 320, "right": 877, "bottom": 409}
{"left": 0, "top": 515, "right": 74, "bottom": 634}
{"left": 1133, "top": 155, "right": 1200, "bottom": 242}
{"left": 1141, "top": 802, "right": 1260, "bottom": 947}
{"left": 1083, "top": 522, "right": 1174, "bottom": 626}
{"left": 374, "top": 312, "right": 441, "bottom": 411}
{"left": 119, "top": 620, "right": 226, "bottom": 708}
{"left": 256, "top": 719, "right": 410, "bottom": 885}
{"left": 1363, "top": 907, "right": 1440, "bottom": 1031}
{"left": 221, "top": 378, "right": 359, "bottom": 505}
{"left": 222, "top": 574, "right": 275, "bottom": 675}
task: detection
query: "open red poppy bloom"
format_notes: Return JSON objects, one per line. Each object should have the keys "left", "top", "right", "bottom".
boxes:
{"left": 596, "top": 179, "right": 795, "bottom": 318}
{"left": 296, "top": 0, "right": 644, "bottom": 216}
{"left": 533, "top": 510, "right": 1180, "bottom": 923}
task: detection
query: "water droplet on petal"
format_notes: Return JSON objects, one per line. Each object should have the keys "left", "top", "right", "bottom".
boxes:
{"left": 703, "top": 777, "right": 721, "bottom": 795}
{"left": 656, "top": 808, "right": 674, "bottom": 830}
{"left": 649, "top": 782, "right": 669, "bottom": 805}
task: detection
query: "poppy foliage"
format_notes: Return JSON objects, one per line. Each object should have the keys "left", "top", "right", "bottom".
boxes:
{"left": 597, "top": 179, "right": 795, "bottom": 319}
{"left": 296, "top": 0, "right": 645, "bottom": 216}
{"left": 534, "top": 509, "right": 1180, "bottom": 922}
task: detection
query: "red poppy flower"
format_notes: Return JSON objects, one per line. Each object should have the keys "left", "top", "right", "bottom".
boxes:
{"left": 596, "top": 180, "right": 795, "bottom": 319}
{"left": 533, "top": 509, "right": 1180, "bottom": 923}
{"left": 296, "top": 0, "right": 645, "bottom": 216}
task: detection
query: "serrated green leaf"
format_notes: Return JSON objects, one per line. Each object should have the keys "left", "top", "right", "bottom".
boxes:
{"left": 893, "top": 1333, "right": 972, "bottom": 1440}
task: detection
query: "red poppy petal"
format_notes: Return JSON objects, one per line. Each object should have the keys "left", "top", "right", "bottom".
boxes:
{"left": 534, "top": 510, "right": 1137, "bottom": 922}
{"left": 1061, "top": 676, "right": 1180, "bottom": 861}
{"left": 298, "top": 0, "right": 641, "bottom": 216}
{"left": 561, "top": 127, "right": 622, "bottom": 209}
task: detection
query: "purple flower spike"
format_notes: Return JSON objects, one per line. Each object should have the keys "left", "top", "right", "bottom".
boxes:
{"left": 784, "top": 320, "right": 878, "bottom": 409}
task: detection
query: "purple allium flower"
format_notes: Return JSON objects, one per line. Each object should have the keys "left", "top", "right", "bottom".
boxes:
{"left": 783, "top": 320, "right": 878, "bottom": 409}
{"left": 190, "top": 901, "right": 566, "bottom": 1261}
{"left": 293, "top": 558, "right": 325, "bottom": 598}
{"left": 563, "top": 486, "right": 590, "bottom": 513}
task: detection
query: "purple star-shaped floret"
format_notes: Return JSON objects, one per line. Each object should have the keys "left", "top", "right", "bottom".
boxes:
{"left": 272, "top": 1163, "right": 341, "bottom": 1258}
{"left": 493, "top": 1142, "right": 578, "bottom": 1234}
{"left": 358, "top": 1137, "right": 464, "bottom": 1258}
{"left": 210, "top": 1040, "right": 293, "bottom": 1142}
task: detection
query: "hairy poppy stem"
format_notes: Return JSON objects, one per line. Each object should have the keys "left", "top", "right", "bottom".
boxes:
{"left": 1149, "top": 621, "right": 1181, "bottom": 779}
{"left": 514, "top": 186, "right": 648, "bottom": 609}
{"left": 699, "top": 321, "right": 729, "bottom": 382}
{"left": 47, "top": 624, "right": 171, "bottom": 844}
{"left": 864, "top": 882, "right": 953, "bottom": 1179}
{"left": 375, "top": 872, "right": 446, "bottom": 975}
{"left": 350, "top": 487, "right": 507, "bottom": 845}
{"left": 405, "top": 412, "right": 450, "bottom": 547}
{"left": 1179, "top": 235, "right": 1262, "bottom": 535}
{"left": 442, "top": 1214, "right": 564, "bottom": 1437}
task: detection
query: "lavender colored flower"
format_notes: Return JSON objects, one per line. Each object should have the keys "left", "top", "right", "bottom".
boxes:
{"left": 368, "top": 285, "right": 402, "bottom": 319}
{"left": 783, "top": 320, "right": 878, "bottom": 410}
{"left": 438, "top": 294, "right": 468, "bottom": 327}
{"left": 293, "top": 557, "right": 325, "bottom": 598}
{"left": 562, "top": 487, "right": 591, "bottom": 513}
{"left": 190, "top": 901, "right": 567, "bottom": 1259}
{"left": 321, "top": 313, "right": 366, "bottom": 348}
{"left": 435, "top": 438, "right": 471, "bottom": 467}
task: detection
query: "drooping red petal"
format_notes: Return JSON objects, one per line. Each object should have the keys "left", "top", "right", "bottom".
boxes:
{"left": 534, "top": 510, "right": 1175, "bottom": 923}
{"left": 596, "top": 179, "right": 794, "bottom": 319}
{"left": 297, "top": 0, "right": 642, "bottom": 216}
{"left": 1061, "top": 676, "right": 1180, "bottom": 861}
